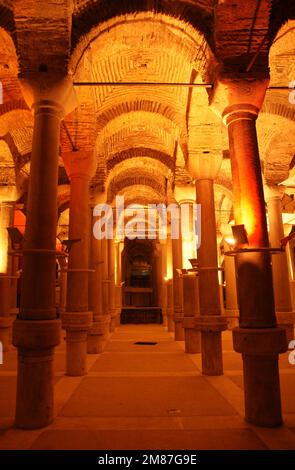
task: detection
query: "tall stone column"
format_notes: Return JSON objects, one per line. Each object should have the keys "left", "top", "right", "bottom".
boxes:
{"left": 101, "top": 237, "right": 111, "bottom": 337}
{"left": 223, "top": 240, "right": 239, "bottom": 329}
{"left": 61, "top": 151, "right": 96, "bottom": 376}
{"left": 114, "top": 240, "right": 123, "bottom": 326}
{"left": 108, "top": 238, "right": 117, "bottom": 332}
{"left": 166, "top": 237, "right": 174, "bottom": 331}
{"left": 159, "top": 240, "right": 168, "bottom": 325}
{"left": 172, "top": 231, "right": 184, "bottom": 340}
{"left": 188, "top": 154, "right": 227, "bottom": 375}
{"left": 87, "top": 191, "right": 110, "bottom": 353}
{"left": 183, "top": 274, "right": 201, "bottom": 353}
{"left": 88, "top": 217, "right": 103, "bottom": 353}
{"left": 264, "top": 184, "right": 294, "bottom": 341}
{"left": 0, "top": 201, "right": 15, "bottom": 350}
{"left": 166, "top": 278, "right": 174, "bottom": 332}
{"left": 12, "top": 75, "right": 77, "bottom": 428}
{"left": 211, "top": 73, "right": 287, "bottom": 427}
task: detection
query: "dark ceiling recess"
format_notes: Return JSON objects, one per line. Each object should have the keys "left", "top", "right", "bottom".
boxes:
{"left": 269, "top": 0, "right": 295, "bottom": 45}
{"left": 0, "top": 5, "right": 16, "bottom": 41}
{"left": 71, "top": 0, "right": 214, "bottom": 52}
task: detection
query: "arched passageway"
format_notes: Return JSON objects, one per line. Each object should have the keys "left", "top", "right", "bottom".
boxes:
{"left": 1, "top": 0, "right": 295, "bottom": 452}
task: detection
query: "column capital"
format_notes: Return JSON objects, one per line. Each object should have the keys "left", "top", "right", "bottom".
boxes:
{"left": 19, "top": 73, "right": 78, "bottom": 117}
{"left": 63, "top": 150, "right": 97, "bottom": 180}
{"left": 187, "top": 152, "right": 222, "bottom": 181}
{"left": 264, "top": 184, "right": 285, "bottom": 203}
{"left": 210, "top": 71, "right": 269, "bottom": 125}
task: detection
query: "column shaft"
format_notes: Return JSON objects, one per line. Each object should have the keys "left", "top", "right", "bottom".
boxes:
{"left": 266, "top": 191, "right": 294, "bottom": 341}
{"left": 172, "top": 235, "right": 184, "bottom": 340}
{"left": 183, "top": 274, "right": 201, "bottom": 353}
{"left": 88, "top": 232, "right": 106, "bottom": 353}
{"left": 108, "top": 238, "right": 117, "bottom": 332}
{"left": 166, "top": 237, "right": 174, "bottom": 331}
{"left": 0, "top": 201, "right": 15, "bottom": 350}
{"left": 63, "top": 174, "right": 92, "bottom": 376}
{"left": 101, "top": 238, "right": 111, "bottom": 335}
{"left": 226, "top": 110, "right": 287, "bottom": 427}
{"left": 224, "top": 243, "right": 239, "bottom": 329}
{"left": 13, "top": 101, "right": 62, "bottom": 428}
{"left": 196, "top": 179, "right": 226, "bottom": 375}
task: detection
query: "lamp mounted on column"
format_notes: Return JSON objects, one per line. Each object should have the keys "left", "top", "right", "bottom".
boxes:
{"left": 7, "top": 227, "right": 24, "bottom": 250}
{"left": 231, "top": 224, "right": 249, "bottom": 248}
{"left": 61, "top": 238, "right": 81, "bottom": 254}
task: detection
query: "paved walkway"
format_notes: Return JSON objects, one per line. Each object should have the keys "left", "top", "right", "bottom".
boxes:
{"left": 1, "top": 325, "right": 295, "bottom": 450}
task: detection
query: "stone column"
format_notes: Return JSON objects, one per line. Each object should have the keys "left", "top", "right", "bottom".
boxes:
{"left": 187, "top": 154, "right": 227, "bottom": 376}
{"left": 196, "top": 179, "right": 226, "bottom": 374}
{"left": 264, "top": 184, "right": 295, "bottom": 342}
{"left": 101, "top": 238, "right": 111, "bottom": 337}
{"left": 58, "top": 264, "right": 67, "bottom": 315}
{"left": 114, "top": 240, "right": 123, "bottom": 326}
{"left": 183, "top": 274, "right": 201, "bottom": 353}
{"left": 61, "top": 150, "right": 96, "bottom": 376}
{"left": 108, "top": 238, "right": 117, "bottom": 332}
{"left": 211, "top": 73, "right": 287, "bottom": 427}
{"left": 172, "top": 232, "right": 184, "bottom": 340}
{"left": 87, "top": 220, "right": 104, "bottom": 353}
{"left": 12, "top": 74, "right": 77, "bottom": 428}
{"left": 166, "top": 237, "right": 174, "bottom": 331}
{"left": 166, "top": 278, "right": 174, "bottom": 331}
{"left": 0, "top": 201, "right": 15, "bottom": 350}
{"left": 224, "top": 240, "right": 239, "bottom": 329}
{"left": 160, "top": 240, "right": 168, "bottom": 325}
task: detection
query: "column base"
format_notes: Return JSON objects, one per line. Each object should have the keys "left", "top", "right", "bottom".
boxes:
{"left": 115, "top": 309, "right": 121, "bottom": 327}
{"left": 61, "top": 311, "right": 92, "bottom": 376}
{"left": 12, "top": 318, "right": 61, "bottom": 429}
{"left": 167, "top": 308, "right": 174, "bottom": 332}
{"left": 161, "top": 308, "right": 168, "bottom": 327}
{"left": 87, "top": 334, "right": 103, "bottom": 354}
{"left": 233, "top": 327, "right": 288, "bottom": 427}
{"left": 110, "top": 318, "right": 116, "bottom": 332}
{"left": 183, "top": 317, "right": 201, "bottom": 353}
{"left": 174, "top": 311, "right": 184, "bottom": 341}
{"left": 87, "top": 318, "right": 110, "bottom": 354}
{"left": 174, "top": 319, "right": 185, "bottom": 341}
{"left": 195, "top": 315, "right": 227, "bottom": 375}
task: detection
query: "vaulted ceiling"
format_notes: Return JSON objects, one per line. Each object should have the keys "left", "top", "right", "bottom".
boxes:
{"left": 0, "top": 0, "right": 295, "bottom": 224}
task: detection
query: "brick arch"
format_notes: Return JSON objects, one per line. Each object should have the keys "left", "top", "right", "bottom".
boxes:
{"left": 99, "top": 124, "right": 176, "bottom": 160}
{"left": 96, "top": 100, "right": 184, "bottom": 136}
{"left": 107, "top": 148, "right": 174, "bottom": 173}
{"left": 113, "top": 186, "right": 166, "bottom": 208}
{"left": 107, "top": 169, "right": 166, "bottom": 203}
{"left": 70, "top": 11, "right": 215, "bottom": 83}
{"left": 71, "top": 0, "right": 214, "bottom": 54}
{"left": 261, "top": 96, "right": 295, "bottom": 121}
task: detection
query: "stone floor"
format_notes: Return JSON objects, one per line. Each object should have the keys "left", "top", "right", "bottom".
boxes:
{"left": 1, "top": 324, "right": 295, "bottom": 450}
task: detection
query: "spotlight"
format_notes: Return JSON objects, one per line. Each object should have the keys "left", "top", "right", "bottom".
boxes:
{"left": 224, "top": 236, "right": 236, "bottom": 247}
{"left": 231, "top": 224, "right": 248, "bottom": 247}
